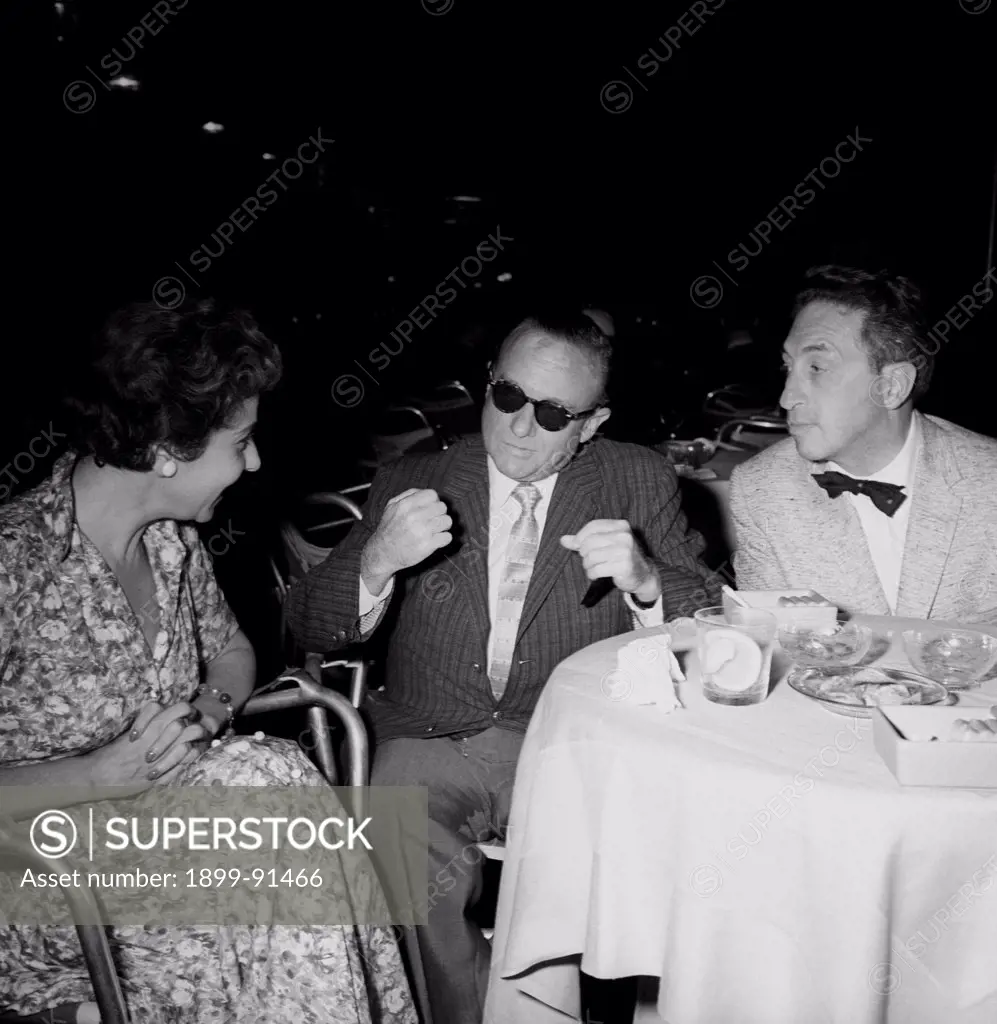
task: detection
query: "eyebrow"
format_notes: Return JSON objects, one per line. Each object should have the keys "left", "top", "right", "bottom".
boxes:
{"left": 236, "top": 423, "right": 256, "bottom": 439}
{"left": 783, "top": 341, "right": 836, "bottom": 358}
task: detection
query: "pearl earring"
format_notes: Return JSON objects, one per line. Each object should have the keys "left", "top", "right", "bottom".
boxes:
{"left": 162, "top": 460, "right": 177, "bottom": 478}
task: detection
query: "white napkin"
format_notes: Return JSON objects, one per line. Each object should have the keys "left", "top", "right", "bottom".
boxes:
{"left": 602, "top": 632, "right": 685, "bottom": 711}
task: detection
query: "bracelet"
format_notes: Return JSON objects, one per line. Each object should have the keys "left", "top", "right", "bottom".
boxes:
{"left": 195, "top": 685, "right": 236, "bottom": 735}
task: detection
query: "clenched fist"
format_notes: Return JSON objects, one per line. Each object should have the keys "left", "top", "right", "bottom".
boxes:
{"left": 560, "top": 519, "right": 661, "bottom": 603}
{"left": 361, "top": 488, "right": 453, "bottom": 595}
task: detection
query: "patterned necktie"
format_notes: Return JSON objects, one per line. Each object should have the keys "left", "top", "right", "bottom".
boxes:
{"left": 489, "top": 483, "right": 542, "bottom": 701}
{"left": 812, "top": 470, "right": 907, "bottom": 517}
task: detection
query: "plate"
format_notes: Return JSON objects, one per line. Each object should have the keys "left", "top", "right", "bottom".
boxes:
{"left": 787, "top": 665, "right": 950, "bottom": 717}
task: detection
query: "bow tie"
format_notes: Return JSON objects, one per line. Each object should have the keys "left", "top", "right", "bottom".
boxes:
{"left": 812, "top": 471, "right": 907, "bottom": 517}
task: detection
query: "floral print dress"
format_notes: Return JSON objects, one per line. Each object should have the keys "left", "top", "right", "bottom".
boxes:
{"left": 0, "top": 454, "right": 417, "bottom": 1023}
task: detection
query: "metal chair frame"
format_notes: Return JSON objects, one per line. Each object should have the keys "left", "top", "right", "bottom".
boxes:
{"left": 382, "top": 404, "right": 433, "bottom": 429}
{"left": 715, "top": 415, "right": 788, "bottom": 448}
{"left": 367, "top": 406, "right": 442, "bottom": 466}
{"left": 269, "top": 492, "right": 364, "bottom": 657}
{"left": 0, "top": 832, "right": 130, "bottom": 1024}
{"left": 338, "top": 482, "right": 371, "bottom": 501}
{"left": 2, "top": 491, "right": 376, "bottom": 1022}
{"left": 270, "top": 492, "right": 376, "bottom": 720}
{"left": 408, "top": 381, "right": 477, "bottom": 450}
{"left": 0, "top": 656, "right": 369, "bottom": 1024}
{"left": 703, "top": 382, "right": 783, "bottom": 423}
{"left": 408, "top": 380, "right": 474, "bottom": 411}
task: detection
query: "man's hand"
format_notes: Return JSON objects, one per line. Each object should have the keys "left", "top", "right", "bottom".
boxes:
{"left": 361, "top": 488, "right": 453, "bottom": 595}
{"left": 561, "top": 520, "right": 661, "bottom": 603}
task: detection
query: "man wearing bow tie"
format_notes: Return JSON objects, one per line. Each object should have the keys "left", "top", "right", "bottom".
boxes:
{"left": 730, "top": 265, "right": 997, "bottom": 622}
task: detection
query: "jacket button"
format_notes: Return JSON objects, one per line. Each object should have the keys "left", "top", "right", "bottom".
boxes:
{"left": 492, "top": 711, "right": 501, "bottom": 720}
{"left": 472, "top": 663, "right": 481, "bottom": 671}
{"left": 425, "top": 726, "right": 435, "bottom": 733}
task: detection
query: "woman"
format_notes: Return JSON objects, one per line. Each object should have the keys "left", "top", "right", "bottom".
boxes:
{"left": 0, "top": 299, "right": 416, "bottom": 1022}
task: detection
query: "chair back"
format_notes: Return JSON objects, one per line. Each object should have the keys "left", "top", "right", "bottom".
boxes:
{"left": 370, "top": 405, "right": 438, "bottom": 464}
{"left": 270, "top": 492, "right": 363, "bottom": 655}
{"left": 715, "top": 416, "right": 787, "bottom": 449}
{"left": 703, "top": 382, "right": 781, "bottom": 423}
{"left": 0, "top": 824, "right": 130, "bottom": 1024}
{"left": 410, "top": 380, "right": 479, "bottom": 442}
{"left": 0, "top": 656, "right": 373, "bottom": 1023}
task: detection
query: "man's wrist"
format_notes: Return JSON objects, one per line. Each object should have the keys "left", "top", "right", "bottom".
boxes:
{"left": 360, "top": 540, "right": 394, "bottom": 598}
{"left": 632, "top": 570, "right": 662, "bottom": 607}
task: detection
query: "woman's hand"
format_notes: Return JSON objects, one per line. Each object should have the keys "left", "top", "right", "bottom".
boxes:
{"left": 191, "top": 696, "right": 227, "bottom": 739}
{"left": 86, "top": 702, "right": 209, "bottom": 786}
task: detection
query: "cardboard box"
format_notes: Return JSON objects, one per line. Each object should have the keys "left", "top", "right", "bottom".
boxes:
{"left": 872, "top": 706, "right": 997, "bottom": 788}
{"left": 723, "top": 589, "right": 838, "bottom": 629}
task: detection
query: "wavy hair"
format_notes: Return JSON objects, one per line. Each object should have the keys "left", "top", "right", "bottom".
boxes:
{"left": 65, "top": 298, "right": 282, "bottom": 471}
{"left": 793, "top": 265, "right": 933, "bottom": 403}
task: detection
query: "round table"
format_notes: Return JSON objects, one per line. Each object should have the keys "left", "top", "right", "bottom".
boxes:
{"left": 484, "top": 616, "right": 997, "bottom": 1024}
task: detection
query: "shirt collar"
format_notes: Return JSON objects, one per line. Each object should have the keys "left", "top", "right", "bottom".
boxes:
{"left": 35, "top": 451, "right": 83, "bottom": 562}
{"left": 487, "top": 456, "right": 558, "bottom": 512}
{"left": 31, "top": 450, "right": 189, "bottom": 567}
{"left": 826, "top": 411, "right": 921, "bottom": 488}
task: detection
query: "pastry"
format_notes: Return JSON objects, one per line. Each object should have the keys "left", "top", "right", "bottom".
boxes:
{"left": 778, "top": 592, "right": 832, "bottom": 607}
{"left": 850, "top": 667, "right": 893, "bottom": 684}
{"left": 857, "top": 682, "right": 912, "bottom": 705}
{"left": 948, "top": 718, "right": 997, "bottom": 742}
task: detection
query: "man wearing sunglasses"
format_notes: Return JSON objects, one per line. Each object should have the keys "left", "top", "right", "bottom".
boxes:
{"left": 287, "top": 311, "right": 718, "bottom": 1024}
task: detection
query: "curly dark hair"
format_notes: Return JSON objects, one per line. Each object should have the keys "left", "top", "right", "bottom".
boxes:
{"left": 792, "top": 265, "right": 934, "bottom": 403}
{"left": 65, "top": 298, "right": 282, "bottom": 471}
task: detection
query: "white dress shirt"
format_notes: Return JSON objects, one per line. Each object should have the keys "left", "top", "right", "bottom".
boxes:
{"left": 823, "top": 412, "right": 920, "bottom": 613}
{"left": 358, "top": 457, "right": 664, "bottom": 661}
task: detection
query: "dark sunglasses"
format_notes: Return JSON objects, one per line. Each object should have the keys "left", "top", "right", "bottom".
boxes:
{"left": 487, "top": 377, "right": 603, "bottom": 432}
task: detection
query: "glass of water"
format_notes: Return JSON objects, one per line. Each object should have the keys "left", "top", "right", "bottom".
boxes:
{"left": 694, "top": 606, "right": 777, "bottom": 706}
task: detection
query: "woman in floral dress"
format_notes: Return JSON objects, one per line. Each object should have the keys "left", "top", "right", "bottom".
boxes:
{"left": 0, "top": 299, "right": 416, "bottom": 1023}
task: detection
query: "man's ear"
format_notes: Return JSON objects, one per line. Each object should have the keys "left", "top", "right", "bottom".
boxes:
{"left": 877, "top": 361, "right": 917, "bottom": 409}
{"left": 580, "top": 406, "right": 611, "bottom": 443}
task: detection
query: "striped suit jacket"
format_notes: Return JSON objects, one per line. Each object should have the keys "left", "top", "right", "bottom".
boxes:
{"left": 729, "top": 414, "right": 997, "bottom": 623}
{"left": 286, "top": 434, "right": 719, "bottom": 742}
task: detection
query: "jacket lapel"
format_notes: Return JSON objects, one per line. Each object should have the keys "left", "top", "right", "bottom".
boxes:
{"left": 435, "top": 436, "right": 492, "bottom": 647}
{"left": 436, "top": 437, "right": 604, "bottom": 647}
{"left": 896, "top": 417, "right": 966, "bottom": 619}
{"left": 797, "top": 460, "right": 891, "bottom": 615}
{"left": 515, "top": 445, "right": 602, "bottom": 642}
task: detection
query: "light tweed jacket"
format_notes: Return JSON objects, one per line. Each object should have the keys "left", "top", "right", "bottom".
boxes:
{"left": 729, "top": 414, "right": 997, "bottom": 624}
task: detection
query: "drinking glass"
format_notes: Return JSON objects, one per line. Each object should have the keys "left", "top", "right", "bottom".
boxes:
{"left": 694, "top": 605, "right": 777, "bottom": 706}
{"left": 902, "top": 628, "right": 997, "bottom": 691}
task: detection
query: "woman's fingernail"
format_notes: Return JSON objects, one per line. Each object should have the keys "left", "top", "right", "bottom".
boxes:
{"left": 147, "top": 768, "right": 160, "bottom": 780}
{"left": 145, "top": 750, "right": 158, "bottom": 763}
{"left": 129, "top": 729, "right": 140, "bottom": 742}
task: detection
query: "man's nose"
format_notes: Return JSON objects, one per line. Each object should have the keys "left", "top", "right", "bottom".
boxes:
{"left": 245, "top": 442, "right": 262, "bottom": 472}
{"left": 510, "top": 404, "right": 537, "bottom": 437}
{"left": 779, "top": 377, "right": 802, "bottom": 411}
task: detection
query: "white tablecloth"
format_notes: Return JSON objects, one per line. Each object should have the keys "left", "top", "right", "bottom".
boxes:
{"left": 484, "top": 616, "right": 997, "bottom": 1024}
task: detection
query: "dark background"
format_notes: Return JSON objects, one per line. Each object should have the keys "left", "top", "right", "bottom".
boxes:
{"left": 2, "top": 0, "right": 995, "bottom": 672}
